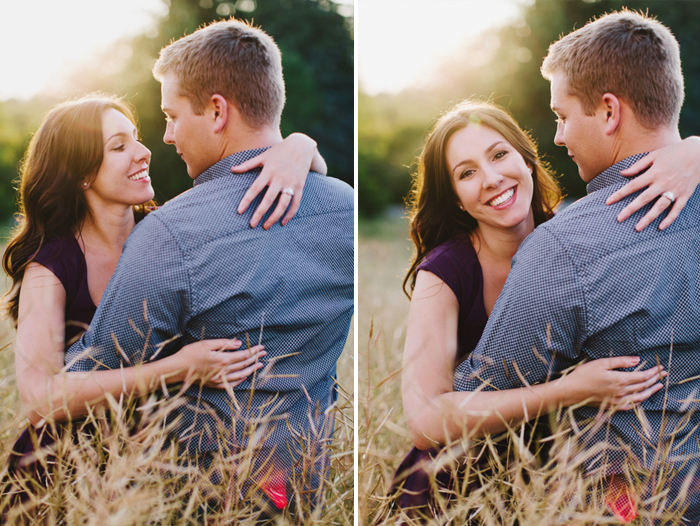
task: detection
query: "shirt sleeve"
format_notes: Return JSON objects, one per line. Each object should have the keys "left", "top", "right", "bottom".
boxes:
{"left": 65, "top": 215, "right": 192, "bottom": 371}
{"left": 453, "top": 226, "right": 588, "bottom": 392}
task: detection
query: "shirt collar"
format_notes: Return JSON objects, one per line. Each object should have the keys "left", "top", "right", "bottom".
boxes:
{"left": 193, "top": 147, "right": 271, "bottom": 187}
{"left": 586, "top": 153, "right": 649, "bottom": 194}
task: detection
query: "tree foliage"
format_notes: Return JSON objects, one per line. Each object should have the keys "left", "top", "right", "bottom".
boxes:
{"left": 0, "top": 0, "right": 353, "bottom": 223}
{"left": 359, "top": 0, "right": 700, "bottom": 217}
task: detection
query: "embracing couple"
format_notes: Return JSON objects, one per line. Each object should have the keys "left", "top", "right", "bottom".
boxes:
{"left": 396, "top": 10, "right": 700, "bottom": 522}
{"left": 2, "top": 18, "right": 353, "bottom": 519}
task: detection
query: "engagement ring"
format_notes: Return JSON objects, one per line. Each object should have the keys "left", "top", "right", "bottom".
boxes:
{"left": 662, "top": 191, "right": 676, "bottom": 203}
{"left": 283, "top": 188, "right": 295, "bottom": 196}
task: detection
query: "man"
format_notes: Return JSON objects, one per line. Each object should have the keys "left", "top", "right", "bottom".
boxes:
{"left": 65, "top": 19, "right": 353, "bottom": 510}
{"left": 453, "top": 10, "right": 700, "bottom": 518}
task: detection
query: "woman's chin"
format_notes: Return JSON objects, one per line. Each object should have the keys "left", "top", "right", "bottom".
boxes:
{"left": 135, "top": 189, "right": 155, "bottom": 205}
{"left": 481, "top": 210, "right": 533, "bottom": 232}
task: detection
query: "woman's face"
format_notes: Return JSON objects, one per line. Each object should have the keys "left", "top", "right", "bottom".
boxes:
{"left": 445, "top": 124, "right": 534, "bottom": 232}
{"left": 87, "top": 108, "right": 154, "bottom": 208}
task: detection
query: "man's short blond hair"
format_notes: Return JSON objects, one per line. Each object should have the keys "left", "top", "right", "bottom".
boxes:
{"left": 153, "top": 18, "right": 285, "bottom": 128}
{"left": 541, "top": 9, "right": 683, "bottom": 129}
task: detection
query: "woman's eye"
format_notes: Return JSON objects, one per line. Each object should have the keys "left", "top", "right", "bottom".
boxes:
{"left": 113, "top": 144, "right": 125, "bottom": 152}
{"left": 460, "top": 169, "right": 475, "bottom": 179}
{"left": 494, "top": 150, "right": 508, "bottom": 160}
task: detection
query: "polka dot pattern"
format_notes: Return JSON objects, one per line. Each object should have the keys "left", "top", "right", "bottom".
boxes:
{"left": 65, "top": 149, "right": 354, "bottom": 487}
{"left": 454, "top": 154, "right": 700, "bottom": 517}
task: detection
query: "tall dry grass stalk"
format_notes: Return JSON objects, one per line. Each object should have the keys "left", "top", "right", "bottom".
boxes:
{"left": 0, "top": 317, "right": 354, "bottom": 525}
{"left": 359, "top": 216, "right": 694, "bottom": 525}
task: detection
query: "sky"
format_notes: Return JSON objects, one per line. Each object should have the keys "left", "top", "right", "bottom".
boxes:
{"left": 0, "top": 0, "right": 354, "bottom": 101}
{"left": 0, "top": 0, "right": 166, "bottom": 100}
{"left": 357, "top": 0, "right": 526, "bottom": 95}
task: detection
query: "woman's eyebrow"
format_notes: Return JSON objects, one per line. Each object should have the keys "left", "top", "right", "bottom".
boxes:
{"left": 485, "top": 141, "right": 507, "bottom": 153}
{"left": 105, "top": 132, "right": 127, "bottom": 143}
{"left": 451, "top": 141, "right": 507, "bottom": 174}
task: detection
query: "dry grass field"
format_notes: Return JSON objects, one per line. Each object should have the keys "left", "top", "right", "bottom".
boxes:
{"left": 0, "top": 299, "right": 354, "bottom": 524}
{"left": 358, "top": 215, "right": 691, "bottom": 526}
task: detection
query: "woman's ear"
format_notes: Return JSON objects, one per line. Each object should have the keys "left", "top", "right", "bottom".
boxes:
{"left": 81, "top": 179, "right": 91, "bottom": 190}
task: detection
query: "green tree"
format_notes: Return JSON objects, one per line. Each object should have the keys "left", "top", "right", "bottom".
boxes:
{"left": 0, "top": 0, "right": 353, "bottom": 221}
{"left": 359, "top": 0, "right": 700, "bottom": 217}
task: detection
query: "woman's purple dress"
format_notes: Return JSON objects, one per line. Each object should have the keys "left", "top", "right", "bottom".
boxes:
{"left": 4, "top": 230, "right": 97, "bottom": 504}
{"left": 391, "top": 233, "right": 488, "bottom": 516}
{"left": 392, "top": 233, "right": 551, "bottom": 519}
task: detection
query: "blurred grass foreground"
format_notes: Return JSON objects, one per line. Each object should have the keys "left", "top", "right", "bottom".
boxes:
{"left": 359, "top": 215, "right": 693, "bottom": 526}
{"left": 0, "top": 307, "right": 354, "bottom": 524}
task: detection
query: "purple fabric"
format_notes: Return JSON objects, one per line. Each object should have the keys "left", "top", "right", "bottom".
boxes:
{"left": 2, "top": 230, "right": 96, "bottom": 519}
{"left": 416, "top": 233, "right": 488, "bottom": 364}
{"left": 32, "top": 230, "right": 97, "bottom": 346}
{"left": 393, "top": 234, "right": 489, "bottom": 517}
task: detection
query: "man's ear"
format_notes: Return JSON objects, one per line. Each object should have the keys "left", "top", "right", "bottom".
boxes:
{"left": 600, "top": 93, "right": 622, "bottom": 136}
{"left": 210, "top": 94, "right": 229, "bottom": 134}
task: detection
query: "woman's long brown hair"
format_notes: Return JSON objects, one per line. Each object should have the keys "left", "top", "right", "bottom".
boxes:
{"left": 3, "top": 94, "right": 155, "bottom": 323}
{"left": 403, "top": 100, "right": 562, "bottom": 298}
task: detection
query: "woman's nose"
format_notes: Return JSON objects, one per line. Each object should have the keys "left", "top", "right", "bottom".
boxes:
{"left": 481, "top": 164, "right": 504, "bottom": 188}
{"left": 136, "top": 141, "right": 151, "bottom": 165}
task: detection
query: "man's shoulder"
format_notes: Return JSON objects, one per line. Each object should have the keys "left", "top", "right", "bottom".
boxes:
{"left": 127, "top": 170, "right": 353, "bottom": 247}
{"left": 296, "top": 171, "right": 354, "bottom": 215}
{"left": 532, "top": 180, "right": 700, "bottom": 267}
{"left": 160, "top": 170, "right": 352, "bottom": 215}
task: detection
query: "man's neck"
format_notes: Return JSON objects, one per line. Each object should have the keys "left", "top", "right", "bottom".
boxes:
{"left": 220, "top": 125, "right": 284, "bottom": 160}
{"left": 610, "top": 125, "right": 681, "bottom": 166}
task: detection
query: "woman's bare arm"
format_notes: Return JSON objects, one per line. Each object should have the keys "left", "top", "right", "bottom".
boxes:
{"left": 16, "top": 263, "right": 265, "bottom": 426}
{"left": 403, "top": 270, "right": 666, "bottom": 450}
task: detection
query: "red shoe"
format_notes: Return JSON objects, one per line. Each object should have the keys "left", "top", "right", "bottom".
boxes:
{"left": 605, "top": 476, "right": 638, "bottom": 523}
{"left": 260, "top": 471, "right": 289, "bottom": 510}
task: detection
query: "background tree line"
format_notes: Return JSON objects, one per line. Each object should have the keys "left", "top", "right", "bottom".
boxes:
{"left": 359, "top": 0, "right": 700, "bottom": 218}
{"left": 0, "top": 0, "right": 353, "bottom": 224}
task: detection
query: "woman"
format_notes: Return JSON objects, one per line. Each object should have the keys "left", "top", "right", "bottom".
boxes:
{"left": 394, "top": 100, "right": 699, "bottom": 519}
{"left": 1, "top": 94, "right": 325, "bottom": 508}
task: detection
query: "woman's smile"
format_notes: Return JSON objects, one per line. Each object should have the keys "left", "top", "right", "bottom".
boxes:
{"left": 486, "top": 186, "right": 517, "bottom": 208}
{"left": 445, "top": 124, "right": 534, "bottom": 231}
{"left": 128, "top": 164, "right": 150, "bottom": 181}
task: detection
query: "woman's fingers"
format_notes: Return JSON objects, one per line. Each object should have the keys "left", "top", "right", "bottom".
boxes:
{"left": 619, "top": 154, "right": 656, "bottom": 178}
{"left": 238, "top": 173, "right": 271, "bottom": 216}
{"left": 234, "top": 152, "right": 267, "bottom": 215}
{"left": 248, "top": 183, "right": 283, "bottom": 228}
{"left": 282, "top": 188, "right": 303, "bottom": 226}
{"left": 262, "top": 191, "right": 294, "bottom": 230}
{"left": 209, "top": 361, "right": 264, "bottom": 388}
{"left": 231, "top": 154, "right": 265, "bottom": 174}
{"left": 659, "top": 194, "right": 690, "bottom": 230}
{"left": 225, "top": 361, "right": 264, "bottom": 380}
{"left": 617, "top": 382, "right": 664, "bottom": 410}
{"left": 616, "top": 363, "right": 664, "bottom": 384}
{"left": 602, "top": 356, "right": 641, "bottom": 370}
{"left": 607, "top": 173, "right": 652, "bottom": 206}
{"left": 197, "top": 338, "right": 242, "bottom": 351}
{"left": 632, "top": 194, "right": 674, "bottom": 232}
{"left": 615, "top": 185, "right": 662, "bottom": 223}
{"left": 618, "top": 368, "right": 666, "bottom": 396}
{"left": 218, "top": 345, "right": 266, "bottom": 365}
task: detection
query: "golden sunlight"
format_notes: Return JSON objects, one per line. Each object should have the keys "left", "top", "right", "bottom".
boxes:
{"left": 358, "top": 0, "right": 526, "bottom": 95}
{"left": 0, "top": 0, "right": 166, "bottom": 100}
